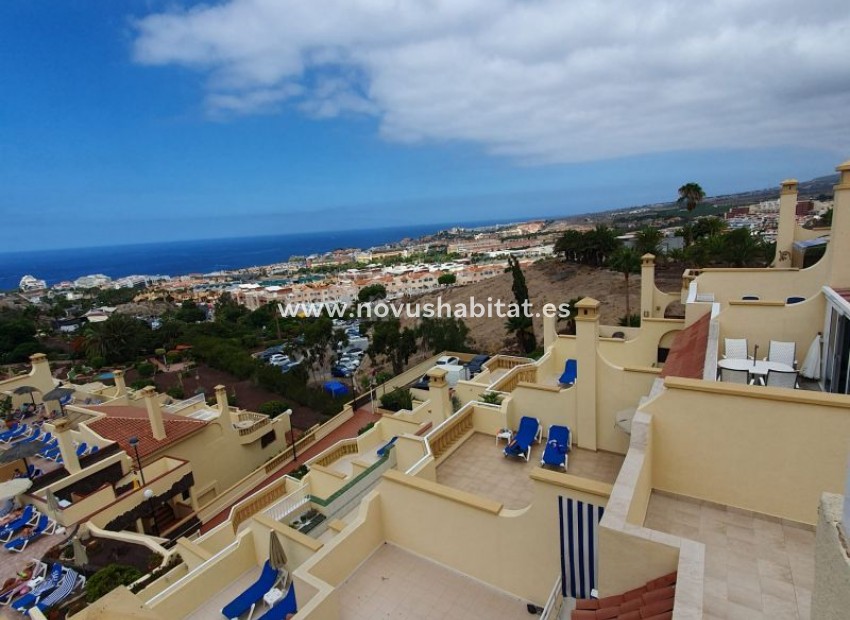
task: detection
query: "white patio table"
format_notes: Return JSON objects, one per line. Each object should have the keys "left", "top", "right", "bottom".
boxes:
{"left": 717, "top": 358, "right": 794, "bottom": 377}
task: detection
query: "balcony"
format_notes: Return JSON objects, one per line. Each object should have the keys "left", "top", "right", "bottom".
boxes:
{"left": 233, "top": 411, "right": 272, "bottom": 443}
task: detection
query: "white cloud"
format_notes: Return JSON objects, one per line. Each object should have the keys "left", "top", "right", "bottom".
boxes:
{"left": 132, "top": 0, "right": 850, "bottom": 163}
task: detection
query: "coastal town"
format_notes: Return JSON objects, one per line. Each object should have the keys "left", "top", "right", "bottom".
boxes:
{"left": 0, "top": 165, "right": 848, "bottom": 620}
{"left": 7, "top": 188, "right": 833, "bottom": 321}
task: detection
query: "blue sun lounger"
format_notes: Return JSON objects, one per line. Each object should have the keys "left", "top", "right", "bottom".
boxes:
{"left": 0, "top": 424, "right": 28, "bottom": 443}
{"left": 35, "top": 568, "right": 85, "bottom": 611}
{"left": 12, "top": 563, "right": 63, "bottom": 613}
{"left": 257, "top": 583, "right": 297, "bottom": 620}
{"left": 504, "top": 416, "right": 541, "bottom": 462}
{"left": 558, "top": 359, "right": 577, "bottom": 385}
{"left": 541, "top": 425, "right": 571, "bottom": 470}
{"left": 5, "top": 513, "right": 56, "bottom": 552}
{"left": 221, "top": 560, "right": 280, "bottom": 620}
{"left": 0, "top": 505, "right": 38, "bottom": 543}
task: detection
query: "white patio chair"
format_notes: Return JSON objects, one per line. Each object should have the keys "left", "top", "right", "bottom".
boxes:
{"left": 764, "top": 369, "right": 799, "bottom": 389}
{"left": 765, "top": 340, "right": 797, "bottom": 368}
{"left": 723, "top": 338, "right": 751, "bottom": 360}
{"left": 720, "top": 368, "right": 752, "bottom": 384}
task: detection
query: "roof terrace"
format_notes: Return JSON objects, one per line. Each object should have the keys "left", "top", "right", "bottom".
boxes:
{"left": 644, "top": 491, "right": 814, "bottom": 619}
{"left": 336, "top": 543, "right": 530, "bottom": 620}
{"left": 436, "top": 432, "right": 623, "bottom": 509}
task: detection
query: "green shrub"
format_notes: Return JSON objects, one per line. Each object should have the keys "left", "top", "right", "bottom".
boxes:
{"left": 357, "top": 422, "right": 375, "bottom": 435}
{"left": 480, "top": 392, "right": 503, "bottom": 405}
{"left": 258, "top": 401, "right": 289, "bottom": 418}
{"left": 380, "top": 387, "right": 413, "bottom": 412}
{"left": 136, "top": 361, "right": 155, "bottom": 378}
{"left": 85, "top": 564, "right": 143, "bottom": 603}
{"left": 618, "top": 313, "right": 641, "bottom": 327}
{"left": 129, "top": 379, "right": 154, "bottom": 390}
{"left": 166, "top": 386, "right": 185, "bottom": 400}
{"left": 88, "top": 355, "right": 106, "bottom": 370}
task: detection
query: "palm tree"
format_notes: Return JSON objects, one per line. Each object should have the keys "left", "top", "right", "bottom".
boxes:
{"left": 607, "top": 247, "right": 642, "bottom": 319}
{"left": 634, "top": 227, "right": 663, "bottom": 256}
{"left": 678, "top": 183, "right": 706, "bottom": 212}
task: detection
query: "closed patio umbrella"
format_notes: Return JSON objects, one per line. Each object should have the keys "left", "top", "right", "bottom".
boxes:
{"left": 269, "top": 531, "right": 288, "bottom": 570}
{"left": 12, "top": 385, "right": 39, "bottom": 406}
{"left": 801, "top": 333, "right": 822, "bottom": 380}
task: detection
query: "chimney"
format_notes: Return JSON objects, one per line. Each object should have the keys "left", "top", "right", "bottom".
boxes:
{"left": 28, "top": 353, "right": 53, "bottom": 394}
{"left": 641, "top": 253, "right": 656, "bottom": 319}
{"left": 113, "top": 369, "right": 127, "bottom": 397}
{"left": 51, "top": 418, "right": 81, "bottom": 473}
{"left": 142, "top": 386, "right": 166, "bottom": 440}
{"left": 215, "top": 385, "right": 229, "bottom": 413}
{"left": 774, "top": 179, "right": 798, "bottom": 268}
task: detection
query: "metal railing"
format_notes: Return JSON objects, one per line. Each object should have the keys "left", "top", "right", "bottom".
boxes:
{"left": 163, "top": 393, "right": 206, "bottom": 414}
{"left": 264, "top": 486, "right": 311, "bottom": 524}
{"left": 540, "top": 574, "right": 564, "bottom": 620}
{"left": 310, "top": 449, "right": 397, "bottom": 524}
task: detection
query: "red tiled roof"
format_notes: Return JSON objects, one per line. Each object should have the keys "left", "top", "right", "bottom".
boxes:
{"left": 660, "top": 314, "right": 710, "bottom": 380}
{"left": 85, "top": 405, "right": 209, "bottom": 460}
{"left": 572, "top": 572, "right": 676, "bottom": 620}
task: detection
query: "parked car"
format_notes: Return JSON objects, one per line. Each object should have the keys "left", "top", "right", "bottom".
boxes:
{"left": 411, "top": 374, "right": 429, "bottom": 390}
{"left": 332, "top": 366, "right": 352, "bottom": 378}
{"left": 269, "top": 354, "right": 291, "bottom": 366}
{"left": 436, "top": 355, "right": 460, "bottom": 366}
{"left": 465, "top": 354, "right": 491, "bottom": 376}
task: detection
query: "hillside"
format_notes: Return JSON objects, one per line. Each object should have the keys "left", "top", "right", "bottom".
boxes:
{"left": 404, "top": 259, "right": 682, "bottom": 354}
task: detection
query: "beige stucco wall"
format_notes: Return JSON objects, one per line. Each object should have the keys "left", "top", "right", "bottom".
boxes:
{"left": 693, "top": 258, "right": 828, "bottom": 305}
{"left": 379, "top": 468, "right": 610, "bottom": 605}
{"left": 645, "top": 377, "right": 850, "bottom": 524}
{"left": 596, "top": 360, "right": 656, "bottom": 455}
{"left": 147, "top": 529, "right": 257, "bottom": 618}
{"left": 154, "top": 414, "right": 289, "bottom": 507}
{"left": 596, "top": 318, "right": 684, "bottom": 368}
{"left": 718, "top": 293, "right": 825, "bottom": 364}
{"left": 812, "top": 493, "right": 850, "bottom": 620}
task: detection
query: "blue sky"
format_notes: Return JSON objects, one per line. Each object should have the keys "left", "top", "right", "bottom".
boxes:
{"left": 1, "top": 0, "right": 848, "bottom": 252}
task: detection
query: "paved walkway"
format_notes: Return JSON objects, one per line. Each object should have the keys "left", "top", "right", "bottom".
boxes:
{"left": 200, "top": 406, "right": 383, "bottom": 533}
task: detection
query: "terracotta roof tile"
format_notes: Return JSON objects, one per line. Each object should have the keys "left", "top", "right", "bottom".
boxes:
{"left": 85, "top": 405, "right": 209, "bottom": 460}
{"left": 660, "top": 314, "right": 710, "bottom": 380}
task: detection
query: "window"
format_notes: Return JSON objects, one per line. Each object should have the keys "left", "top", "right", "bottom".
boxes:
{"left": 260, "top": 430, "right": 276, "bottom": 449}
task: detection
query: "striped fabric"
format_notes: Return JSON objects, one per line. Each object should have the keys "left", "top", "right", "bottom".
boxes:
{"left": 558, "top": 496, "right": 605, "bottom": 599}
{"left": 37, "top": 568, "right": 79, "bottom": 610}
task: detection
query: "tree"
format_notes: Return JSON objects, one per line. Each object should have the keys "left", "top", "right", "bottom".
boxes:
{"left": 175, "top": 300, "right": 206, "bottom": 323}
{"left": 358, "top": 284, "right": 387, "bottom": 303}
{"left": 368, "top": 319, "right": 417, "bottom": 374}
{"left": 692, "top": 216, "right": 727, "bottom": 240}
{"left": 607, "top": 247, "right": 642, "bottom": 319}
{"left": 437, "top": 273, "right": 457, "bottom": 287}
{"left": 722, "top": 228, "right": 762, "bottom": 267}
{"left": 676, "top": 223, "right": 695, "bottom": 248}
{"left": 418, "top": 317, "right": 471, "bottom": 353}
{"left": 504, "top": 256, "right": 536, "bottom": 353}
{"left": 214, "top": 292, "right": 246, "bottom": 324}
{"left": 258, "top": 400, "right": 290, "bottom": 418}
{"left": 677, "top": 182, "right": 706, "bottom": 212}
{"left": 634, "top": 227, "right": 663, "bottom": 256}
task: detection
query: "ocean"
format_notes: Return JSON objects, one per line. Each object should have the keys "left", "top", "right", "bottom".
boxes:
{"left": 0, "top": 220, "right": 512, "bottom": 290}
